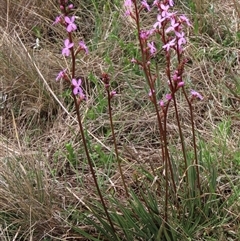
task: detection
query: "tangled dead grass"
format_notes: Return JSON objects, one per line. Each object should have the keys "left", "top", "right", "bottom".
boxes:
{"left": 0, "top": 0, "right": 239, "bottom": 239}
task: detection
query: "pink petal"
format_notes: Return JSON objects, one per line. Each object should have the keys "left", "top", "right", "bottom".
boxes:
{"left": 72, "top": 78, "right": 77, "bottom": 86}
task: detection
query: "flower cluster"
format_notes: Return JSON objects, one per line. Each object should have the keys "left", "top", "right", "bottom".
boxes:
{"left": 54, "top": 13, "right": 88, "bottom": 57}
{"left": 54, "top": 0, "right": 88, "bottom": 100}
{"left": 125, "top": 0, "right": 203, "bottom": 106}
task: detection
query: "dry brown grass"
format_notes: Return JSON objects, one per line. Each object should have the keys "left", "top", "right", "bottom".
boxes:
{"left": 0, "top": 0, "right": 239, "bottom": 239}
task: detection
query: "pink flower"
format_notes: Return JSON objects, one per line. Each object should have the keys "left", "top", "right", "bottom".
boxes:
{"left": 62, "top": 39, "right": 74, "bottom": 56}
{"left": 110, "top": 91, "right": 117, "bottom": 99}
{"left": 160, "top": 4, "right": 170, "bottom": 18}
{"left": 153, "top": 14, "right": 165, "bottom": 29}
{"left": 176, "top": 31, "right": 186, "bottom": 46}
{"left": 159, "top": 100, "right": 164, "bottom": 107}
{"left": 141, "top": 0, "right": 151, "bottom": 11}
{"left": 162, "top": 38, "right": 176, "bottom": 51}
{"left": 72, "top": 78, "right": 85, "bottom": 98}
{"left": 65, "top": 16, "right": 77, "bottom": 32}
{"left": 53, "top": 16, "right": 62, "bottom": 25}
{"left": 140, "top": 30, "right": 153, "bottom": 40}
{"left": 177, "top": 81, "right": 184, "bottom": 88}
{"left": 191, "top": 90, "right": 203, "bottom": 100}
{"left": 124, "top": 0, "right": 132, "bottom": 7}
{"left": 179, "top": 15, "right": 192, "bottom": 26}
{"left": 160, "top": 4, "right": 175, "bottom": 19}
{"left": 124, "top": 0, "right": 132, "bottom": 16}
{"left": 56, "top": 69, "right": 66, "bottom": 81}
{"left": 172, "top": 71, "right": 180, "bottom": 81}
{"left": 131, "top": 58, "right": 137, "bottom": 63}
{"left": 147, "top": 41, "right": 157, "bottom": 55}
{"left": 149, "top": 89, "right": 155, "bottom": 97}
{"left": 79, "top": 41, "right": 88, "bottom": 54}
{"left": 166, "top": 93, "right": 172, "bottom": 101}
{"left": 166, "top": 18, "right": 179, "bottom": 33}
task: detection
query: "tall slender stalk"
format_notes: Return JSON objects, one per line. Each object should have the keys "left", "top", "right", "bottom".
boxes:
{"left": 58, "top": 0, "right": 116, "bottom": 235}
{"left": 182, "top": 88, "right": 202, "bottom": 194}
{"left": 102, "top": 73, "right": 129, "bottom": 197}
{"left": 132, "top": 0, "right": 175, "bottom": 222}
{"left": 73, "top": 98, "right": 116, "bottom": 235}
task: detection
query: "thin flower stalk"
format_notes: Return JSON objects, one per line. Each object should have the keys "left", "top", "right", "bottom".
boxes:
{"left": 131, "top": 0, "right": 175, "bottom": 223}
{"left": 56, "top": 0, "right": 116, "bottom": 235}
{"left": 182, "top": 88, "right": 202, "bottom": 194}
{"left": 102, "top": 73, "right": 129, "bottom": 197}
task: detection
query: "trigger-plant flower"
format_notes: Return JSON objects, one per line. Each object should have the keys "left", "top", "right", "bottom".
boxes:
{"left": 53, "top": 15, "right": 62, "bottom": 25}
{"left": 62, "top": 39, "right": 74, "bottom": 56}
{"left": 78, "top": 41, "right": 89, "bottom": 54}
{"left": 124, "top": 0, "right": 132, "bottom": 16}
{"left": 56, "top": 69, "right": 67, "bottom": 81}
{"left": 147, "top": 41, "right": 157, "bottom": 56}
{"left": 141, "top": 0, "right": 151, "bottom": 11}
{"left": 65, "top": 16, "right": 77, "bottom": 32}
{"left": 191, "top": 90, "right": 203, "bottom": 100}
{"left": 72, "top": 78, "right": 85, "bottom": 99}
{"left": 162, "top": 38, "right": 176, "bottom": 51}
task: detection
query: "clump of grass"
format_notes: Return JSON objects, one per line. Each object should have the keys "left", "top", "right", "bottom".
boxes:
{"left": 0, "top": 141, "right": 57, "bottom": 240}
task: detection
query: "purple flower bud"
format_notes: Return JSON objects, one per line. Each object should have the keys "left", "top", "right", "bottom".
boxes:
{"left": 177, "top": 81, "right": 184, "bottom": 88}
{"left": 166, "top": 93, "right": 172, "bottom": 101}
{"left": 149, "top": 89, "right": 155, "bottom": 97}
{"left": 131, "top": 58, "right": 137, "bottom": 63}
{"left": 159, "top": 100, "right": 164, "bottom": 107}
{"left": 110, "top": 91, "right": 117, "bottom": 99}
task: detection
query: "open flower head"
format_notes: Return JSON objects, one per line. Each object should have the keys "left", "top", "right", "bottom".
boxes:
{"left": 191, "top": 90, "right": 203, "bottom": 100}
{"left": 153, "top": 14, "right": 165, "bottom": 29}
{"left": 72, "top": 78, "right": 85, "bottom": 99}
{"left": 72, "top": 78, "right": 82, "bottom": 95}
{"left": 124, "top": 0, "right": 133, "bottom": 16}
{"left": 179, "top": 15, "right": 192, "bottom": 26}
{"left": 65, "top": 16, "right": 77, "bottom": 32}
{"left": 53, "top": 15, "right": 62, "bottom": 25}
{"left": 79, "top": 41, "right": 89, "bottom": 54}
{"left": 166, "top": 17, "right": 179, "bottom": 33}
{"left": 62, "top": 39, "right": 74, "bottom": 56}
{"left": 110, "top": 91, "right": 117, "bottom": 99}
{"left": 147, "top": 41, "right": 157, "bottom": 56}
{"left": 56, "top": 69, "right": 67, "bottom": 81}
{"left": 166, "top": 93, "right": 172, "bottom": 101}
{"left": 162, "top": 38, "right": 176, "bottom": 51}
{"left": 141, "top": 0, "right": 151, "bottom": 11}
